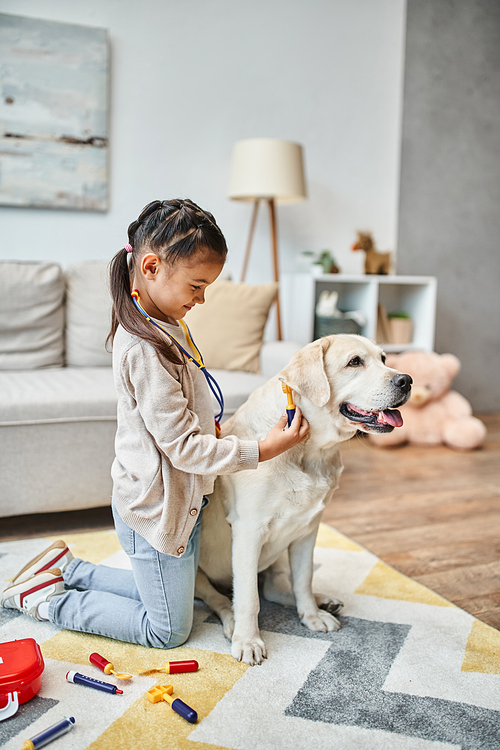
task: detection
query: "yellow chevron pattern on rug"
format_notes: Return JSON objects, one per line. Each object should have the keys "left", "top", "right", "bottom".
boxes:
{"left": 354, "top": 559, "right": 456, "bottom": 607}
{"left": 83, "top": 650, "right": 247, "bottom": 750}
{"left": 41, "top": 631, "right": 247, "bottom": 750}
{"left": 46, "top": 530, "right": 123, "bottom": 565}
{"left": 41, "top": 631, "right": 240, "bottom": 679}
{"left": 461, "top": 618, "right": 500, "bottom": 674}
{"left": 314, "top": 523, "right": 363, "bottom": 551}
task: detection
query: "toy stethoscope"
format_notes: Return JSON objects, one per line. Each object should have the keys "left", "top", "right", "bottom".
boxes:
{"left": 131, "top": 290, "right": 224, "bottom": 435}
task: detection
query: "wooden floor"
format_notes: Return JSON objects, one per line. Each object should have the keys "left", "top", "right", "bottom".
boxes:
{"left": 1, "top": 414, "right": 499, "bottom": 630}
{"left": 322, "top": 412, "right": 500, "bottom": 630}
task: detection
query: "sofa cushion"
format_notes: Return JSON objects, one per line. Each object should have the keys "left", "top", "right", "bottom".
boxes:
{"left": 210, "top": 369, "right": 267, "bottom": 418}
{"left": 259, "top": 340, "right": 302, "bottom": 379}
{"left": 0, "top": 418, "right": 116, "bottom": 516}
{"left": 0, "top": 364, "right": 262, "bottom": 428}
{"left": 0, "top": 367, "right": 117, "bottom": 423}
{"left": 0, "top": 261, "right": 64, "bottom": 370}
{"left": 65, "top": 261, "right": 112, "bottom": 367}
{"left": 185, "top": 280, "right": 278, "bottom": 374}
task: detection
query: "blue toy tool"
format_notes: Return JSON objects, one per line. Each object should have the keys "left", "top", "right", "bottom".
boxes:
{"left": 282, "top": 383, "right": 296, "bottom": 427}
{"left": 147, "top": 684, "right": 198, "bottom": 723}
{"left": 66, "top": 670, "right": 123, "bottom": 694}
{"left": 21, "top": 716, "right": 75, "bottom": 750}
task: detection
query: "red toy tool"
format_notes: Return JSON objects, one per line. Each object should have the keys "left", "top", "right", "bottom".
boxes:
{"left": 0, "top": 638, "right": 44, "bottom": 721}
{"left": 139, "top": 660, "right": 199, "bottom": 676}
{"left": 89, "top": 652, "right": 132, "bottom": 679}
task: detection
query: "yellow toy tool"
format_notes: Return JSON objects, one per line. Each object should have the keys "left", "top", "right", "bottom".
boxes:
{"left": 282, "top": 383, "right": 296, "bottom": 427}
{"left": 146, "top": 684, "right": 198, "bottom": 724}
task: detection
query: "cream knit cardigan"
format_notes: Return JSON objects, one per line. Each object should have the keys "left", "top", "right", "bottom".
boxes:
{"left": 111, "top": 324, "right": 259, "bottom": 556}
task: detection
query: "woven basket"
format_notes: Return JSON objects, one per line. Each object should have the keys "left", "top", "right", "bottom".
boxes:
{"left": 315, "top": 316, "right": 362, "bottom": 339}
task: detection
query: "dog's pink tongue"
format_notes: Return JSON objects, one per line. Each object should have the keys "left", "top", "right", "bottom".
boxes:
{"left": 379, "top": 409, "right": 403, "bottom": 427}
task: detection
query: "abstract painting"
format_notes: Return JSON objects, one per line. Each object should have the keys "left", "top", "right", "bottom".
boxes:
{"left": 0, "top": 13, "right": 109, "bottom": 211}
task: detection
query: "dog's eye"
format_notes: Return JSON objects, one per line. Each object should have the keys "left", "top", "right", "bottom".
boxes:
{"left": 381, "top": 354, "right": 386, "bottom": 364}
{"left": 347, "top": 356, "right": 364, "bottom": 368}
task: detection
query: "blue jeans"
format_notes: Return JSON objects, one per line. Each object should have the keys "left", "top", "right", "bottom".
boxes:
{"left": 48, "top": 499, "right": 207, "bottom": 648}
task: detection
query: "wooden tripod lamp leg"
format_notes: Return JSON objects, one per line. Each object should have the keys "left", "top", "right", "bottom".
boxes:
{"left": 240, "top": 199, "right": 260, "bottom": 283}
{"left": 268, "top": 198, "right": 282, "bottom": 341}
{"left": 240, "top": 197, "right": 282, "bottom": 341}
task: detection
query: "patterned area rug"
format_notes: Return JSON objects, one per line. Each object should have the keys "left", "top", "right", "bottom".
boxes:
{"left": 1, "top": 525, "right": 499, "bottom": 750}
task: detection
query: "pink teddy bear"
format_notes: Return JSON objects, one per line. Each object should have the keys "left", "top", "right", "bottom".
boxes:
{"left": 370, "top": 351, "right": 486, "bottom": 450}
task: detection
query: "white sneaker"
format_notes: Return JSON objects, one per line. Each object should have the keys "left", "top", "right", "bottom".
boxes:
{"left": 11, "top": 540, "right": 73, "bottom": 584}
{"left": 1, "top": 568, "right": 65, "bottom": 620}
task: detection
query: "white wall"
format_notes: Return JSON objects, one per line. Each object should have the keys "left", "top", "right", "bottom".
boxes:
{"left": 0, "top": 0, "right": 406, "bottom": 286}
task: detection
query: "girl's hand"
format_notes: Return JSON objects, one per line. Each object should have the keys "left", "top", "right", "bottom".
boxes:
{"left": 258, "top": 407, "right": 310, "bottom": 462}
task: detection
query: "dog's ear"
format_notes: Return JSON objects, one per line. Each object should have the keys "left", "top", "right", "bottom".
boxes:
{"left": 279, "top": 337, "right": 331, "bottom": 407}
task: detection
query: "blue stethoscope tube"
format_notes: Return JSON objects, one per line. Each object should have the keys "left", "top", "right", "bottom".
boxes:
{"left": 131, "top": 294, "right": 225, "bottom": 427}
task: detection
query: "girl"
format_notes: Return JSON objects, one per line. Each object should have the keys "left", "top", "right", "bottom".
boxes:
{"left": 1, "top": 198, "right": 309, "bottom": 648}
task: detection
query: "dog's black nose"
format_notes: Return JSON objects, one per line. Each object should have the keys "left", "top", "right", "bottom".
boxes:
{"left": 391, "top": 373, "right": 412, "bottom": 393}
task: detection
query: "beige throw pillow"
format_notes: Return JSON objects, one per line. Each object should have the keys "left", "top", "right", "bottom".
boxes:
{"left": 65, "top": 261, "right": 112, "bottom": 367}
{"left": 184, "top": 280, "right": 278, "bottom": 373}
{"left": 0, "top": 262, "right": 64, "bottom": 369}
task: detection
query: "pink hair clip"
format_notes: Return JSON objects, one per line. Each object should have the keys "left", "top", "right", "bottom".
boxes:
{"left": 124, "top": 243, "right": 133, "bottom": 253}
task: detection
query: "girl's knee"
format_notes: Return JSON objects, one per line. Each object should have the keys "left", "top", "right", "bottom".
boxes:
{"left": 164, "top": 629, "right": 190, "bottom": 649}
{"left": 145, "top": 628, "right": 190, "bottom": 649}
{"left": 144, "top": 619, "right": 192, "bottom": 649}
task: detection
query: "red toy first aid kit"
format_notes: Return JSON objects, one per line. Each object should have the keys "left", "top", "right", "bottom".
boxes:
{"left": 0, "top": 638, "right": 45, "bottom": 721}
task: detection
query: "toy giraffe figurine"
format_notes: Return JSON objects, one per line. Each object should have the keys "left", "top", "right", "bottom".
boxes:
{"left": 352, "top": 231, "right": 392, "bottom": 275}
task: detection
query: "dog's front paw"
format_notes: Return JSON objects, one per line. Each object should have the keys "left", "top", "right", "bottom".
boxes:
{"left": 301, "top": 609, "right": 341, "bottom": 633}
{"left": 231, "top": 636, "right": 268, "bottom": 666}
{"left": 315, "top": 594, "right": 344, "bottom": 616}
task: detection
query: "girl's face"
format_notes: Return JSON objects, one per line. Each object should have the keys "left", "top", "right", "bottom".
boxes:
{"left": 135, "top": 250, "right": 224, "bottom": 325}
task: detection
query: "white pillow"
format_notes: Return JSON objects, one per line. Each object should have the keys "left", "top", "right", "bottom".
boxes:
{"left": 0, "top": 262, "right": 64, "bottom": 370}
{"left": 65, "top": 261, "right": 112, "bottom": 367}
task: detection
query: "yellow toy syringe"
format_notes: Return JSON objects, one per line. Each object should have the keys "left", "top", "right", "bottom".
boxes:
{"left": 282, "top": 383, "right": 296, "bottom": 428}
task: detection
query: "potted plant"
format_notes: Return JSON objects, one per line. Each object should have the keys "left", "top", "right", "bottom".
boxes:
{"left": 388, "top": 311, "right": 413, "bottom": 344}
{"left": 312, "top": 250, "right": 340, "bottom": 275}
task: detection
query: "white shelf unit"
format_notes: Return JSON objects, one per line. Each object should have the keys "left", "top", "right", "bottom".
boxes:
{"left": 281, "top": 273, "right": 437, "bottom": 351}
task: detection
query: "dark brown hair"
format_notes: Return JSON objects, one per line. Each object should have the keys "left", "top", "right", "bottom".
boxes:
{"left": 107, "top": 198, "right": 228, "bottom": 364}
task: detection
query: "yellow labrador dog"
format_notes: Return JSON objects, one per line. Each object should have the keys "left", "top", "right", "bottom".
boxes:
{"left": 195, "top": 335, "right": 412, "bottom": 665}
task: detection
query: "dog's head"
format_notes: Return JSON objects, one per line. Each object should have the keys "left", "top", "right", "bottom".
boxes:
{"left": 279, "top": 334, "right": 412, "bottom": 437}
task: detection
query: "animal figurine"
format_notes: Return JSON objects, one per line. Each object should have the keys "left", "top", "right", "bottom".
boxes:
{"left": 352, "top": 231, "right": 392, "bottom": 275}
{"left": 315, "top": 290, "right": 341, "bottom": 318}
{"left": 369, "top": 350, "right": 487, "bottom": 450}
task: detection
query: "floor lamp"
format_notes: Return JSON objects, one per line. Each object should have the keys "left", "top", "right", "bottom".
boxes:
{"left": 228, "top": 138, "right": 307, "bottom": 340}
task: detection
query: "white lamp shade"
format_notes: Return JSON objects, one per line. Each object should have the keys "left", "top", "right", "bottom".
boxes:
{"left": 228, "top": 138, "right": 307, "bottom": 203}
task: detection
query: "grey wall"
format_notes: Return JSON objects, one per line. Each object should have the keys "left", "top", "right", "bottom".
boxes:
{"left": 398, "top": 0, "right": 500, "bottom": 412}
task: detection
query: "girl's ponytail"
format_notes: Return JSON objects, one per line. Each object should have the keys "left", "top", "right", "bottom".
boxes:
{"left": 106, "top": 245, "right": 183, "bottom": 365}
{"left": 107, "top": 246, "right": 129, "bottom": 347}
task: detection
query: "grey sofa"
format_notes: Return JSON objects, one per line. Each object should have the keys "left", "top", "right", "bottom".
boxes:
{"left": 0, "top": 261, "right": 300, "bottom": 518}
